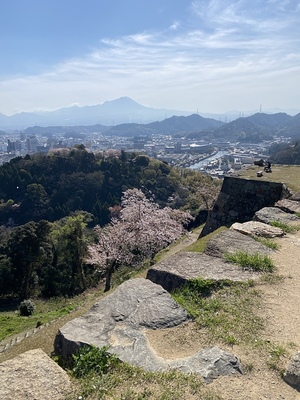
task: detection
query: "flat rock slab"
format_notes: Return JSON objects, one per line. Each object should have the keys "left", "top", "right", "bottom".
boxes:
{"left": 147, "top": 252, "right": 259, "bottom": 292}
{"left": 230, "top": 221, "right": 285, "bottom": 238}
{"left": 275, "top": 199, "right": 300, "bottom": 214}
{"left": 55, "top": 278, "right": 242, "bottom": 381}
{"left": 0, "top": 349, "right": 72, "bottom": 400}
{"left": 204, "top": 229, "right": 271, "bottom": 259}
{"left": 253, "top": 207, "right": 300, "bottom": 225}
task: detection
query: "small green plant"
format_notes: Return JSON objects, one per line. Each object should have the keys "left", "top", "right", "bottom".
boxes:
{"left": 244, "top": 362, "right": 254, "bottom": 373}
{"left": 224, "top": 334, "right": 238, "bottom": 346}
{"left": 266, "top": 342, "right": 287, "bottom": 372}
{"left": 270, "top": 221, "right": 295, "bottom": 233}
{"left": 225, "top": 251, "right": 275, "bottom": 273}
{"left": 254, "top": 237, "right": 279, "bottom": 250}
{"left": 19, "top": 299, "right": 36, "bottom": 316}
{"left": 72, "top": 345, "right": 118, "bottom": 378}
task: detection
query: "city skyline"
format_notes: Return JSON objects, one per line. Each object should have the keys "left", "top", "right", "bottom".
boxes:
{"left": 1, "top": 0, "right": 299, "bottom": 116}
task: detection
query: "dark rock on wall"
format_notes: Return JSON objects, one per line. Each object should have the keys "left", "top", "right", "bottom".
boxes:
{"left": 200, "top": 176, "right": 290, "bottom": 237}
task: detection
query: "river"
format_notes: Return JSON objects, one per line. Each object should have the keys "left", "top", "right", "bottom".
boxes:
{"left": 189, "top": 150, "right": 228, "bottom": 169}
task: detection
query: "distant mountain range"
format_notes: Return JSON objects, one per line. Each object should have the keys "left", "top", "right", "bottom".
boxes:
{"left": 1, "top": 96, "right": 299, "bottom": 130}
{"left": 21, "top": 111, "right": 300, "bottom": 144}
{"left": 213, "top": 112, "right": 300, "bottom": 142}
{"left": 0, "top": 97, "right": 194, "bottom": 129}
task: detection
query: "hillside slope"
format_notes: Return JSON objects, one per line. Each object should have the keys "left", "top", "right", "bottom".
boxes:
{"left": 2, "top": 226, "right": 300, "bottom": 398}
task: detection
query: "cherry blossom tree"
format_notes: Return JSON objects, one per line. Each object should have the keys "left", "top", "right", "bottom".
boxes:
{"left": 87, "top": 188, "right": 193, "bottom": 291}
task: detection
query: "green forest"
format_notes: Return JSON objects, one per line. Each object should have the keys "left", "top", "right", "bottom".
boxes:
{"left": 0, "top": 146, "right": 221, "bottom": 300}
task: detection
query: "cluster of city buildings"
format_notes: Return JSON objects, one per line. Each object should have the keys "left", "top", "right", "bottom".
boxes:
{"left": 0, "top": 128, "right": 286, "bottom": 178}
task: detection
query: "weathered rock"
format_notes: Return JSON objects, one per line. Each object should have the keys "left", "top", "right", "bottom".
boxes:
{"left": 147, "top": 252, "right": 259, "bottom": 292}
{"left": 204, "top": 229, "right": 271, "bottom": 259}
{"left": 283, "top": 352, "right": 300, "bottom": 389}
{"left": 54, "top": 278, "right": 242, "bottom": 381}
{"left": 253, "top": 207, "right": 300, "bottom": 225}
{"left": 0, "top": 349, "right": 72, "bottom": 400}
{"left": 230, "top": 221, "right": 285, "bottom": 238}
{"left": 54, "top": 278, "right": 189, "bottom": 369}
{"left": 275, "top": 199, "right": 300, "bottom": 214}
{"left": 171, "top": 346, "right": 243, "bottom": 382}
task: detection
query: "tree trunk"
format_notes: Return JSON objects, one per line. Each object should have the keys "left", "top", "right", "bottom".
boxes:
{"left": 104, "top": 267, "right": 112, "bottom": 292}
{"left": 104, "top": 260, "right": 115, "bottom": 292}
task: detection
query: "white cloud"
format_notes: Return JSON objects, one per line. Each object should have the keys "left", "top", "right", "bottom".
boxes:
{"left": 0, "top": 0, "right": 299, "bottom": 115}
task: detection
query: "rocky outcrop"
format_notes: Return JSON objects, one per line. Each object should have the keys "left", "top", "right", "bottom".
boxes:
{"left": 147, "top": 251, "right": 260, "bottom": 292}
{"left": 230, "top": 221, "right": 285, "bottom": 238}
{"left": 283, "top": 352, "right": 300, "bottom": 389}
{"left": 200, "top": 176, "right": 290, "bottom": 237}
{"left": 275, "top": 199, "right": 300, "bottom": 214}
{"left": 55, "top": 278, "right": 189, "bottom": 365}
{"left": 0, "top": 349, "right": 72, "bottom": 400}
{"left": 253, "top": 207, "right": 300, "bottom": 225}
{"left": 54, "top": 278, "right": 242, "bottom": 381}
{"left": 204, "top": 229, "right": 271, "bottom": 259}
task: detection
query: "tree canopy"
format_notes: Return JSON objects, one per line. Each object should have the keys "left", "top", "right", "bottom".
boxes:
{"left": 87, "top": 189, "right": 193, "bottom": 291}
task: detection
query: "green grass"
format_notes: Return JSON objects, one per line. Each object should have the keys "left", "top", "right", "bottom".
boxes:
{"left": 184, "top": 226, "right": 228, "bottom": 253}
{"left": 0, "top": 297, "right": 82, "bottom": 342}
{"left": 270, "top": 220, "right": 300, "bottom": 233}
{"left": 67, "top": 350, "right": 222, "bottom": 400}
{"left": 173, "top": 279, "right": 263, "bottom": 346}
{"left": 225, "top": 251, "right": 275, "bottom": 273}
{"left": 254, "top": 237, "right": 280, "bottom": 250}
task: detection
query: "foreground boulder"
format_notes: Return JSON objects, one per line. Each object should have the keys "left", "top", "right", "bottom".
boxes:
{"left": 55, "top": 278, "right": 189, "bottom": 371}
{"left": 0, "top": 349, "right": 72, "bottom": 400}
{"left": 204, "top": 230, "right": 271, "bottom": 259}
{"left": 147, "top": 252, "right": 259, "bottom": 292}
{"left": 54, "top": 278, "right": 242, "bottom": 381}
{"left": 230, "top": 221, "right": 285, "bottom": 238}
{"left": 283, "top": 352, "right": 300, "bottom": 389}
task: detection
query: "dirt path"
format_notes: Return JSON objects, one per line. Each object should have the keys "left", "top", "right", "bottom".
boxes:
{"left": 209, "top": 231, "right": 300, "bottom": 399}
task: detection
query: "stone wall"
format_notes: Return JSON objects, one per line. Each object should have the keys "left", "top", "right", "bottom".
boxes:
{"left": 200, "top": 176, "right": 291, "bottom": 237}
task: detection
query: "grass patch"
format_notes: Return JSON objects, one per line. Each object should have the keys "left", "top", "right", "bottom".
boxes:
{"left": 173, "top": 279, "right": 263, "bottom": 346}
{"left": 225, "top": 251, "right": 275, "bottom": 273}
{"left": 0, "top": 297, "right": 83, "bottom": 342}
{"left": 270, "top": 220, "right": 300, "bottom": 233}
{"left": 254, "top": 237, "right": 280, "bottom": 250}
{"left": 184, "top": 226, "right": 228, "bottom": 253}
{"left": 67, "top": 352, "right": 222, "bottom": 400}
{"left": 266, "top": 342, "right": 288, "bottom": 373}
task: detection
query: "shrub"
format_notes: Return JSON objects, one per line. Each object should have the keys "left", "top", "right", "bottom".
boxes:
{"left": 19, "top": 299, "right": 36, "bottom": 316}
{"left": 72, "top": 345, "right": 118, "bottom": 378}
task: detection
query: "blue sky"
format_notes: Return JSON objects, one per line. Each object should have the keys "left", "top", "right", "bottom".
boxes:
{"left": 0, "top": 0, "right": 299, "bottom": 116}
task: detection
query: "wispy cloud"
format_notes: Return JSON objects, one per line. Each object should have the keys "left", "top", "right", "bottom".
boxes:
{"left": 0, "top": 0, "right": 299, "bottom": 114}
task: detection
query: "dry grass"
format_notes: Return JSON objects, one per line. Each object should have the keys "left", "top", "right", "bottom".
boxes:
{"left": 235, "top": 164, "right": 300, "bottom": 192}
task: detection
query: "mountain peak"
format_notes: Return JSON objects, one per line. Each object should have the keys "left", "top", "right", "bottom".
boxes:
{"left": 103, "top": 96, "right": 141, "bottom": 107}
